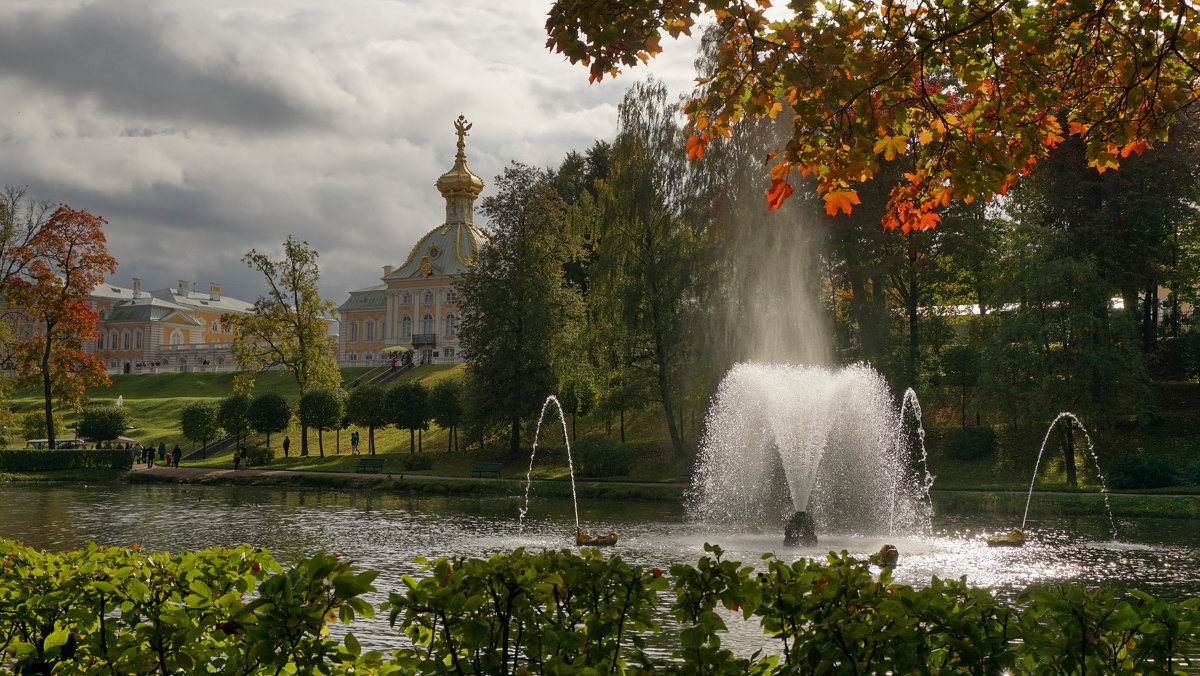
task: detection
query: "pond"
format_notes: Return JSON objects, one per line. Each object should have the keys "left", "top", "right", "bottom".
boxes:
{"left": 2, "top": 482, "right": 1199, "bottom": 657}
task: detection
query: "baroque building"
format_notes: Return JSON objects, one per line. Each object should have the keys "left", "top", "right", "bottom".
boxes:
{"left": 85, "top": 279, "right": 255, "bottom": 373}
{"left": 338, "top": 116, "right": 485, "bottom": 366}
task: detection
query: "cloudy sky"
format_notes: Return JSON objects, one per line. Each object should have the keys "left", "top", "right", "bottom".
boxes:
{"left": 0, "top": 0, "right": 701, "bottom": 302}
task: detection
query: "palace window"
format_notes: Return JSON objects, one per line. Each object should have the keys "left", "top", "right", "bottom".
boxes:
{"left": 445, "top": 289, "right": 458, "bottom": 303}
{"left": 348, "top": 353, "right": 357, "bottom": 362}
{"left": 423, "top": 291, "right": 433, "bottom": 305}
{"left": 134, "top": 330, "right": 142, "bottom": 350}
{"left": 211, "top": 320, "right": 220, "bottom": 332}
{"left": 170, "top": 330, "right": 182, "bottom": 346}
{"left": 444, "top": 313, "right": 457, "bottom": 337}
{"left": 109, "top": 330, "right": 118, "bottom": 349}
{"left": 402, "top": 291, "right": 412, "bottom": 304}
{"left": 96, "top": 332, "right": 105, "bottom": 350}
{"left": 349, "top": 321, "right": 358, "bottom": 342}
{"left": 444, "top": 347, "right": 455, "bottom": 360}
{"left": 421, "top": 313, "right": 434, "bottom": 334}
{"left": 364, "top": 352, "right": 373, "bottom": 362}
{"left": 401, "top": 315, "right": 411, "bottom": 338}
{"left": 122, "top": 331, "right": 130, "bottom": 350}
{"left": 380, "top": 320, "right": 388, "bottom": 340}
{"left": 365, "top": 320, "right": 374, "bottom": 342}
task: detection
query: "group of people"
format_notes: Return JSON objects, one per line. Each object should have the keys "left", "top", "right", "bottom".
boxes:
{"left": 132, "top": 441, "right": 182, "bottom": 468}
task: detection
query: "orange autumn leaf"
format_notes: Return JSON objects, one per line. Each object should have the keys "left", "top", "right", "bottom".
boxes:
{"left": 685, "top": 134, "right": 707, "bottom": 160}
{"left": 766, "top": 178, "right": 794, "bottom": 209}
{"left": 823, "top": 189, "right": 860, "bottom": 215}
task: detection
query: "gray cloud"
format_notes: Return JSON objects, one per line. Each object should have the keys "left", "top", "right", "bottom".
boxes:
{"left": 0, "top": 0, "right": 702, "bottom": 303}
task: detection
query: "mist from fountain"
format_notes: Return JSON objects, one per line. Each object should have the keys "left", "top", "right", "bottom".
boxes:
{"left": 688, "top": 362, "right": 932, "bottom": 538}
{"left": 1022, "top": 412, "right": 1116, "bottom": 538}
{"left": 518, "top": 395, "right": 580, "bottom": 533}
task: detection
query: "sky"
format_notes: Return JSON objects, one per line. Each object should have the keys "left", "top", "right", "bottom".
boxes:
{"left": 0, "top": 0, "right": 702, "bottom": 303}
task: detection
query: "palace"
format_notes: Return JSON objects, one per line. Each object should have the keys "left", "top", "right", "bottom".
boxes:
{"left": 84, "top": 279, "right": 255, "bottom": 373}
{"left": 337, "top": 116, "right": 486, "bottom": 366}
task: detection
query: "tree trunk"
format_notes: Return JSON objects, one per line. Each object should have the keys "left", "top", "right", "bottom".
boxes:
{"left": 1061, "top": 422, "right": 1078, "bottom": 488}
{"left": 619, "top": 409, "right": 625, "bottom": 444}
{"left": 418, "top": 428, "right": 423, "bottom": 453}
{"left": 41, "top": 327, "right": 55, "bottom": 450}
{"left": 301, "top": 425, "right": 309, "bottom": 456}
{"left": 318, "top": 429, "right": 324, "bottom": 457}
{"left": 960, "top": 387, "right": 967, "bottom": 429}
{"left": 369, "top": 426, "right": 376, "bottom": 454}
{"left": 267, "top": 432, "right": 272, "bottom": 450}
{"left": 409, "top": 428, "right": 415, "bottom": 453}
{"left": 510, "top": 415, "right": 521, "bottom": 456}
{"left": 1142, "top": 285, "right": 1156, "bottom": 353}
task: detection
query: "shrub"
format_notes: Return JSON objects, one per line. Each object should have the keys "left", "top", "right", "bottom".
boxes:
{"left": 573, "top": 435, "right": 637, "bottom": 477}
{"left": 245, "top": 446, "right": 273, "bottom": 467}
{"left": 400, "top": 453, "right": 435, "bottom": 471}
{"left": 944, "top": 425, "right": 997, "bottom": 460}
{"left": 1108, "top": 453, "right": 1178, "bottom": 489}
{"left": 77, "top": 405, "right": 130, "bottom": 443}
{"left": 1181, "top": 460, "right": 1200, "bottom": 487}
{"left": 0, "top": 449, "right": 132, "bottom": 471}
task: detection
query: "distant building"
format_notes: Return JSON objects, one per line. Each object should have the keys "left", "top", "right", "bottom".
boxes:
{"left": 338, "top": 116, "right": 486, "bottom": 366}
{"left": 86, "top": 278, "right": 255, "bottom": 373}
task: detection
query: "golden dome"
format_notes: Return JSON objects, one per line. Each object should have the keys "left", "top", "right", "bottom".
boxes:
{"left": 436, "top": 115, "right": 484, "bottom": 196}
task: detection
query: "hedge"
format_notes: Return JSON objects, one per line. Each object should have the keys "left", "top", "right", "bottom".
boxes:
{"left": 3, "top": 540, "right": 1199, "bottom": 674}
{"left": 0, "top": 449, "right": 133, "bottom": 472}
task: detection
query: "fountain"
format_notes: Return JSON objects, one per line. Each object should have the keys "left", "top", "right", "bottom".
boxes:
{"left": 688, "top": 362, "right": 932, "bottom": 545}
{"left": 518, "top": 395, "right": 618, "bottom": 546}
{"left": 1021, "top": 412, "right": 1117, "bottom": 538}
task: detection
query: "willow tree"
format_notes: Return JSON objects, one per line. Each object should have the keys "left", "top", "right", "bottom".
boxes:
{"left": 223, "top": 236, "right": 340, "bottom": 455}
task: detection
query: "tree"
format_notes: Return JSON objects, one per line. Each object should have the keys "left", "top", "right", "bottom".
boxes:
{"left": 222, "top": 236, "right": 340, "bottom": 456}
{"left": 458, "top": 162, "right": 584, "bottom": 456}
{"left": 557, "top": 374, "right": 596, "bottom": 442}
{"left": 588, "top": 80, "right": 704, "bottom": 455}
{"left": 6, "top": 206, "right": 116, "bottom": 450}
{"left": 941, "top": 345, "right": 981, "bottom": 428}
{"left": 218, "top": 393, "right": 252, "bottom": 449}
{"left": 179, "top": 401, "right": 221, "bottom": 456}
{"left": 547, "top": 1, "right": 1200, "bottom": 231}
{"left": 429, "top": 379, "right": 465, "bottom": 453}
{"left": 20, "top": 410, "right": 62, "bottom": 444}
{"left": 345, "top": 384, "right": 386, "bottom": 455}
{"left": 298, "top": 388, "right": 345, "bottom": 457}
{"left": 246, "top": 392, "right": 291, "bottom": 452}
{"left": 385, "top": 381, "right": 431, "bottom": 454}
{"left": 77, "top": 405, "right": 129, "bottom": 445}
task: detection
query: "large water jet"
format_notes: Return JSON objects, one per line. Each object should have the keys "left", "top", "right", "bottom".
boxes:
{"left": 688, "top": 362, "right": 931, "bottom": 543}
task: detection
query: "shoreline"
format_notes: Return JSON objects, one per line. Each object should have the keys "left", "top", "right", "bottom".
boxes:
{"left": 4, "top": 466, "right": 1200, "bottom": 518}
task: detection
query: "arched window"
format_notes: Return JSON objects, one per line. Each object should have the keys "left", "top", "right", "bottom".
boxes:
{"left": 349, "top": 353, "right": 358, "bottom": 362}
{"left": 380, "top": 320, "right": 388, "bottom": 340}
{"left": 401, "top": 315, "right": 411, "bottom": 338}
{"left": 122, "top": 331, "right": 131, "bottom": 350}
{"left": 365, "top": 320, "right": 374, "bottom": 342}
{"left": 402, "top": 291, "right": 412, "bottom": 304}
{"left": 133, "top": 330, "right": 142, "bottom": 350}
{"left": 170, "top": 330, "right": 182, "bottom": 346}
{"left": 364, "top": 352, "right": 373, "bottom": 362}
{"left": 96, "top": 332, "right": 105, "bottom": 350}
{"left": 109, "top": 330, "right": 118, "bottom": 349}
{"left": 349, "top": 321, "right": 359, "bottom": 342}
{"left": 211, "top": 320, "right": 220, "bottom": 332}
{"left": 421, "top": 313, "right": 434, "bottom": 334}
{"left": 444, "top": 313, "right": 457, "bottom": 337}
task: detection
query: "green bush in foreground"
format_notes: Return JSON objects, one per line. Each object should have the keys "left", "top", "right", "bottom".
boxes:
{"left": 3, "top": 541, "right": 1200, "bottom": 674}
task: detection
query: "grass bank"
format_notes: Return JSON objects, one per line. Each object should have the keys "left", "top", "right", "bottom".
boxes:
{"left": 0, "top": 468, "right": 126, "bottom": 483}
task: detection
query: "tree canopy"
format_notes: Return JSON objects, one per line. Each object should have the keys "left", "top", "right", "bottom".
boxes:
{"left": 546, "top": 0, "right": 1200, "bottom": 231}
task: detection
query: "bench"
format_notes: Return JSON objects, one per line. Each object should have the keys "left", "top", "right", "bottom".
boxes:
{"left": 356, "top": 457, "right": 385, "bottom": 474}
{"left": 471, "top": 462, "right": 502, "bottom": 478}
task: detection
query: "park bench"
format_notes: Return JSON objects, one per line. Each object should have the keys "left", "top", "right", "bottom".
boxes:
{"left": 356, "top": 457, "right": 385, "bottom": 474}
{"left": 471, "top": 462, "right": 502, "bottom": 478}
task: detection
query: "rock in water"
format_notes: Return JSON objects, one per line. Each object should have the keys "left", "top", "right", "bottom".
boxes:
{"left": 784, "top": 511, "right": 817, "bottom": 546}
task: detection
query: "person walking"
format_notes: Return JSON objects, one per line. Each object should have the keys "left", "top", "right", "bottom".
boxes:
{"left": 145, "top": 444, "right": 154, "bottom": 468}
{"left": 350, "top": 431, "right": 360, "bottom": 455}
{"left": 282, "top": 436, "right": 291, "bottom": 456}
{"left": 157, "top": 441, "right": 167, "bottom": 462}
{"left": 172, "top": 445, "right": 182, "bottom": 467}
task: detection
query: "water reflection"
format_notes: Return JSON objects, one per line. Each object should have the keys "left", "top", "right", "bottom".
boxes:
{"left": 2, "top": 483, "right": 1199, "bottom": 656}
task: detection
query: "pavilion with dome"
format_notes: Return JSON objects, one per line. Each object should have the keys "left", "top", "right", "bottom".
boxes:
{"left": 337, "top": 115, "right": 486, "bottom": 366}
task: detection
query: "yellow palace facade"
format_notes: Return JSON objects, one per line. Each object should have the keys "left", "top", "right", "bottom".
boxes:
{"left": 337, "top": 116, "right": 486, "bottom": 366}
